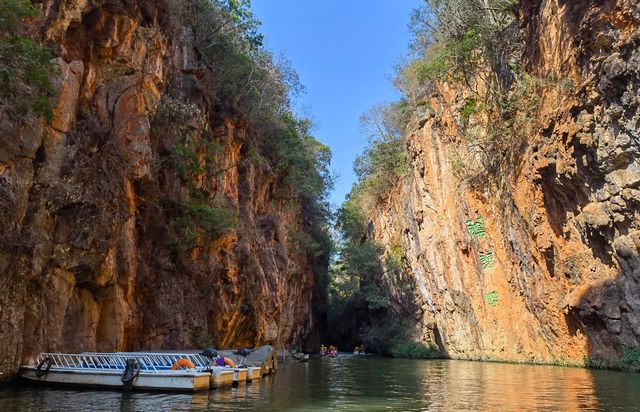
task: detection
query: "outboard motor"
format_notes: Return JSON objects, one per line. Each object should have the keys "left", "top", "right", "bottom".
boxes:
{"left": 232, "top": 348, "right": 252, "bottom": 366}
{"left": 200, "top": 348, "right": 218, "bottom": 359}
{"left": 199, "top": 348, "right": 218, "bottom": 371}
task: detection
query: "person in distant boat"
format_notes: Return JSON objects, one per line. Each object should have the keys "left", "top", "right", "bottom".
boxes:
{"left": 328, "top": 345, "right": 337, "bottom": 357}
{"left": 200, "top": 348, "right": 237, "bottom": 368}
{"left": 320, "top": 344, "right": 327, "bottom": 356}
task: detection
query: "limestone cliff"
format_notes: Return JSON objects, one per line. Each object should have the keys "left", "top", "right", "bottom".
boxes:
{"left": 0, "top": 0, "right": 326, "bottom": 377}
{"left": 370, "top": 0, "right": 640, "bottom": 366}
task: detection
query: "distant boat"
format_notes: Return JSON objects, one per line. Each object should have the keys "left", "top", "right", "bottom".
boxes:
{"left": 290, "top": 351, "right": 309, "bottom": 362}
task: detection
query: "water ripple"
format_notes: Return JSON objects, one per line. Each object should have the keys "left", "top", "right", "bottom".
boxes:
{"left": 2, "top": 357, "right": 640, "bottom": 411}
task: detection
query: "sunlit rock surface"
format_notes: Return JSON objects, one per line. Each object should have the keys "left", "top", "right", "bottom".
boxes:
{"left": 0, "top": 0, "right": 320, "bottom": 376}
{"left": 371, "top": 0, "right": 640, "bottom": 366}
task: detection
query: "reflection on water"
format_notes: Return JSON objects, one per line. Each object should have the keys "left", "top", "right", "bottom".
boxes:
{"left": 2, "top": 357, "right": 640, "bottom": 411}
{"left": 420, "top": 360, "right": 600, "bottom": 411}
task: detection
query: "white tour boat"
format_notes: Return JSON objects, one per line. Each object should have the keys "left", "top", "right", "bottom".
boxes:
{"left": 20, "top": 353, "right": 210, "bottom": 392}
{"left": 20, "top": 346, "right": 277, "bottom": 392}
{"left": 81, "top": 352, "right": 246, "bottom": 388}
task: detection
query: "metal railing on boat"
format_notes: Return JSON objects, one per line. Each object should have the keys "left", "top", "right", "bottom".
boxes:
{"left": 36, "top": 353, "right": 161, "bottom": 372}
{"left": 81, "top": 352, "right": 212, "bottom": 369}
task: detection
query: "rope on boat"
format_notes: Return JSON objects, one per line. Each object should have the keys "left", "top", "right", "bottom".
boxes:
{"left": 121, "top": 359, "right": 140, "bottom": 387}
{"left": 35, "top": 357, "right": 52, "bottom": 377}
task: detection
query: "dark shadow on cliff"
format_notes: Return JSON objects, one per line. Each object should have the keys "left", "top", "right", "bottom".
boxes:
{"left": 324, "top": 265, "right": 443, "bottom": 358}
{"left": 564, "top": 230, "right": 640, "bottom": 372}
{"left": 519, "top": 0, "right": 610, "bottom": 74}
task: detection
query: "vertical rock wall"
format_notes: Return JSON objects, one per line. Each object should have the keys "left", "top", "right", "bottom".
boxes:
{"left": 0, "top": 0, "right": 320, "bottom": 376}
{"left": 371, "top": 0, "right": 640, "bottom": 365}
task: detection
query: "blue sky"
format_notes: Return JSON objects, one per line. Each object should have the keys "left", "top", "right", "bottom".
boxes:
{"left": 252, "top": 0, "right": 422, "bottom": 207}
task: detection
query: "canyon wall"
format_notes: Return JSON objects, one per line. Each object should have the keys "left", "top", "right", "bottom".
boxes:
{"left": 372, "top": 0, "right": 640, "bottom": 366}
{"left": 0, "top": 0, "right": 322, "bottom": 376}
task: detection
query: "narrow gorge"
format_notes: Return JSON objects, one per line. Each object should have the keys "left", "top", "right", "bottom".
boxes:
{"left": 1, "top": 0, "right": 639, "bottom": 383}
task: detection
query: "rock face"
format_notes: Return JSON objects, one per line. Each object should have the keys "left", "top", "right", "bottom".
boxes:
{"left": 371, "top": 0, "right": 640, "bottom": 365}
{"left": 0, "top": 0, "right": 321, "bottom": 376}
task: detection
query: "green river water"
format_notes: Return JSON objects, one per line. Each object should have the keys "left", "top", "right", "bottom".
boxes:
{"left": 1, "top": 356, "right": 640, "bottom": 411}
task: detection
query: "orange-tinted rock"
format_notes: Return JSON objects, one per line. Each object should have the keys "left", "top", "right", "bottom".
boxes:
{"left": 51, "top": 59, "right": 84, "bottom": 133}
{"left": 369, "top": 0, "right": 640, "bottom": 366}
{"left": 0, "top": 0, "right": 322, "bottom": 377}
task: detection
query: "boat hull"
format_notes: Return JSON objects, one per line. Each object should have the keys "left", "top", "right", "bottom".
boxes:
{"left": 232, "top": 368, "right": 248, "bottom": 385}
{"left": 246, "top": 367, "right": 261, "bottom": 381}
{"left": 20, "top": 366, "right": 210, "bottom": 392}
{"left": 205, "top": 367, "right": 255, "bottom": 387}
{"left": 209, "top": 368, "right": 234, "bottom": 388}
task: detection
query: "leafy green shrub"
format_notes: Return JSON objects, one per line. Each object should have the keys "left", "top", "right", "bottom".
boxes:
{"left": 152, "top": 98, "right": 209, "bottom": 142}
{"left": 584, "top": 357, "right": 608, "bottom": 370}
{"left": 152, "top": 97, "right": 228, "bottom": 181}
{"left": 342, "top": 241, "right": 384, "bottom": 282}
{"left": 354, "top": 102, "right": 409, "bottom": 203}
{"left": 0, "top": 0, "right": 55, "bottom": 119}
{"left": 385, "top": 244, "right": 404, "bottom": 279}
{"left": 171, "top": 197, "right": 236, "bottom": 253}
{"left": 188, "top": 0, "right": 299, "bottom": 122}
{"left": 0, "top": 0, "right": 36, "bottom": 31}
{"left": 328, "top": 237, "right": 388, "bottom": 311}
{"left": 410, "top": 0, "right": 516, "bottom": 86}
{"left": 172, "top": 139, "right": 223, "bottom": 178}
{"left": 390, "top": 341, "right": 440, "bottom": 359}
{"left": 416, "top": 28, "right": 484, "bottom": 83}
{"left": 336, "top": 195, "right": 367, "bottom": 240}
{"left": 500, "top": 74, "right": 544, "bottom": 118}
{"left": 619, "top": 346, "right": 640, "bottom": 371}
{"left": 358, "top": 317, "right": 440, "bottom": 359}
{"left": 150, "top": 97, "right": 237, "bottom": 252}
{"left": 359, "top": 318, "right": 408, "bottom": 355}
{"left": 258, "top": 112, "right": 334, "bottom": 269}
{"left": 180, "top": 198, "right": 236, "bottom": 236}
{"left": 362, "top": 283, "right": 390, "bottom": 310}
{"left": 326, "top": 198, "right": 389, "bottom": 348}
{"left": 328, "top": 191, "right": 421, "bottom": 352}
{"left": 265, "top": 114, "right": 332, "bottom": 200}
{"left": 459, "top": 97, "right": 478, "bottom": 125}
